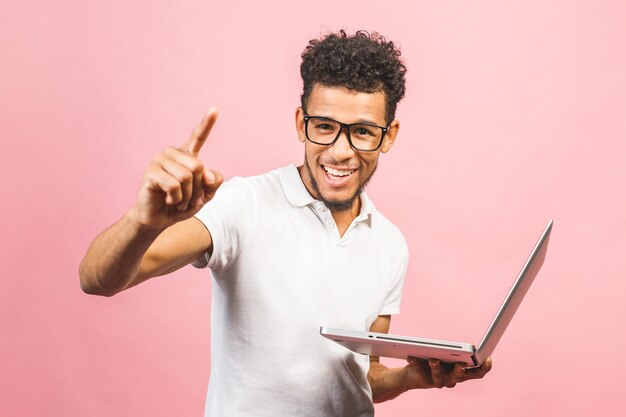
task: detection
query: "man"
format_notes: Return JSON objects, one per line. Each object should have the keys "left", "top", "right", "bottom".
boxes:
{"left": 80, "top": 30, "right": 491, "bottom": 416}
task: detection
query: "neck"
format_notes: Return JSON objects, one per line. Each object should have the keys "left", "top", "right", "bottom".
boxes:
{"left": 331, "top": 197, "right": 361, "bottom": 237}
{"left": 297, "top": 164, "right": 361, "bottom": 236}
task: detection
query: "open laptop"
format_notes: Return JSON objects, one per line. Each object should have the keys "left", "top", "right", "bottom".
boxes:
{"left": 320, "top": 220, "right": 553, "bottom": 367}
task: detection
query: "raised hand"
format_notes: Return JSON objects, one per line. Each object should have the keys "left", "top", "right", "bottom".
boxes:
{"left": 133, "top": 108, "right": 224, "bottom": 229}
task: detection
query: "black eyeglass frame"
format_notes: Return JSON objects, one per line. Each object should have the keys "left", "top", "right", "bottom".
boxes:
{"left": 303, "top": 114, "right": 389, "bottom": 152}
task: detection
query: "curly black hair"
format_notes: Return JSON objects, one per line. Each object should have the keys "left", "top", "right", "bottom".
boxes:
{"left": 300, "top": 30, "right": 407, "bottom": 125}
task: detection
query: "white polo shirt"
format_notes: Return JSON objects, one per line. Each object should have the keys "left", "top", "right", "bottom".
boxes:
{"left": 193, "top": 164, "right": 408, "bottom": 417}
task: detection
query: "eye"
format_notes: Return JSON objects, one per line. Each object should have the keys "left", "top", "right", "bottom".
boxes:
{"left": 354, "top": 126, "right": 375, "bottom": 137}
{"left": 312, "top": 120, "right": 337, "bottom": 133}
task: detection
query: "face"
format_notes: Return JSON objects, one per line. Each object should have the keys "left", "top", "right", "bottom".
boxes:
{"left": 295, "top": 85, "right": 399, "bottom": 212}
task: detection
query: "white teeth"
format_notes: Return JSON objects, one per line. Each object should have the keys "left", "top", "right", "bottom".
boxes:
{"left": 324, "top": 166, "right": 354, "bottom": 177}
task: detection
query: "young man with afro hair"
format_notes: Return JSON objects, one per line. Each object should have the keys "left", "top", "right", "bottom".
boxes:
{"left": 80, "top": 30, "right": 491, "bottom": 417}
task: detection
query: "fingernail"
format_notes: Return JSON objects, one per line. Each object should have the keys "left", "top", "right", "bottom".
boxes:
{"left": 177, "top": 202, "right": 187, "bottom": 211}
{"left": 194, "top": 197, "right": 204, "bottom": 207}
{"left": 205, "top": 170, "right": 215, "bottom": 183}
{"left": 429, "top": 359, "right": 439, "bottom": 367}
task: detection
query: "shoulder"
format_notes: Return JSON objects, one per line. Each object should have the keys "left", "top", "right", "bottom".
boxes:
{"left": 367, "top": 201, "right": 409, "bottom": 253}
{"left": 211, "top": 167, "right": 282, "bottom": 202}
{"left": 198, "top": 165, "right": 298, "bottom": 218}
{"left": 221, "top": 165, "right": 306, "bottom": 210}
{"left": 222, "top": 167, "right": 282, "bottom": 194}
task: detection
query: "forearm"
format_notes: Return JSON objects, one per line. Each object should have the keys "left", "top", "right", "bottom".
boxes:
{"left": 368, "top": 361, "right": 409, "bottom": 403}
{"left": 79, "top": 207, "right": 165, "bottom": 296}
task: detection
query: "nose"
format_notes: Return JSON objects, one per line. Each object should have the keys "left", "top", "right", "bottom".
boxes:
{"left": 328, "top": 127, "right": 355, "bottom": 160}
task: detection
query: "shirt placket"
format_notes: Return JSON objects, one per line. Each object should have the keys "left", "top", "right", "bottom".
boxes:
{"left": 309, "top": 201, "right": 367, "bottom": 245}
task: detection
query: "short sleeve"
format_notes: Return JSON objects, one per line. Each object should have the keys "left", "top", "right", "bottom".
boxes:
{"left": 191, "top": 177, "right": 257, "bottom": 272}
{"left": 378, "top": 245, "right": 409, "bottom": 315}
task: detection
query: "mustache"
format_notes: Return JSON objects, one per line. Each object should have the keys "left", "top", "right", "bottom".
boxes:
{"left": 320, "top": 160, "right": 359, "bottom": 170}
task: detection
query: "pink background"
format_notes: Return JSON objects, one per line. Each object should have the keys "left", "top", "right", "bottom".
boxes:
{"left": 1, "top": 1, "right": 625, "bottom": 416}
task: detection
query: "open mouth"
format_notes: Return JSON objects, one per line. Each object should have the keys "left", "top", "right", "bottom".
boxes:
{"left": 323, "top": 166, "right": 355, "bottom": 177}
{"left": 321, "top": 165, "right": 356, "bottom": 187}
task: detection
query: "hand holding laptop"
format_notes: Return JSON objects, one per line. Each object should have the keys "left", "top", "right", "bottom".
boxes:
{"left": 368, "top": 354, "right": 493, "bottom": 399}
{"left": 403, "top": 356, "right": 492, "bottom": 389}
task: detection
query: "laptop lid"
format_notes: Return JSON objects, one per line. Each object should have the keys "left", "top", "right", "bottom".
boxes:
{"left": 473, "top": 219, "right": 553, "bottom": 364}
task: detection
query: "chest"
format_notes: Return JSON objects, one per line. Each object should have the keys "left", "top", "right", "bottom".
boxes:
{"left": 225, "top": 207, "right": 391, "bottom": 330}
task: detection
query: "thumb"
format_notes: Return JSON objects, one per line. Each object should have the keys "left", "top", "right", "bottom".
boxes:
{"left": 202, "top": 169, "right": 223, "bottom": 200}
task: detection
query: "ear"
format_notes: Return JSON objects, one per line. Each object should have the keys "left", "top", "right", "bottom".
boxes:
{"left": 380, "top": 120, "right": 400, "bottom": 153}
{"left": 295, "top": 107, "right": 306, "bottom": 143}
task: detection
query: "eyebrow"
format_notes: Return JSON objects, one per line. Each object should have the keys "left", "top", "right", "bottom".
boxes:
{"left": 314, "top": 114, "right": 384, "bottom": 126}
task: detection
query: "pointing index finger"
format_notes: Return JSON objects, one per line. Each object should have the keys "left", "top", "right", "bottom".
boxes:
{"left": 183, "top": 107, "right": 219, "bottom": 157}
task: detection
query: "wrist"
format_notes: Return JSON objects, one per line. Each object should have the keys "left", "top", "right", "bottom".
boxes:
{"left": 400, "top": 365, "right": 412, "bottom": 392}
{"left": 370, "top": 363, "right": 411, "bottom": 403}
{"left": 127, "top": 206, "right": 168, "bottom": 234}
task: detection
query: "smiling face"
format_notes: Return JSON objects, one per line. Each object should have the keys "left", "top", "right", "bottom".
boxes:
{"left": 295, "top": 84, "right": 400, "bottom": 213}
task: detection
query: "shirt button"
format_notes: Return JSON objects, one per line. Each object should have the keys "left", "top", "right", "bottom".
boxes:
{"left": 326, "top": 221, "right": 333, "bottom": 227}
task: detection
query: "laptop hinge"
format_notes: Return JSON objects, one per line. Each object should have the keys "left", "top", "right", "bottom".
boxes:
{"left": 470, "top": 354, "right": 480, "bottom": 368}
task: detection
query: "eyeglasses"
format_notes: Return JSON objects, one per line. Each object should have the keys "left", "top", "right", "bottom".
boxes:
{"left": 303, "top": 114, "right": 388, "bottom": 152}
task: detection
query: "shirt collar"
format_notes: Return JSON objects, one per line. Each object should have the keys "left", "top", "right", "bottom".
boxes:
{"left": 358, "top": 190, "right": 374, "bottom": 220}
{"left": 278, "top": 163, "right": 375, "bottom": 219}
{"left": 278, "top": 164, "right": 316, "bottom": 207}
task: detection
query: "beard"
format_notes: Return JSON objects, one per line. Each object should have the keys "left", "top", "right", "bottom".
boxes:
{"left": 303, "top": 155, "right": 377, "bottom": 213}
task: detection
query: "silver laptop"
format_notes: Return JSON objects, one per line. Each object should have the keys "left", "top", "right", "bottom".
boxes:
{"left": 320, "top": 220, "right": 553, "bottom": 367}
